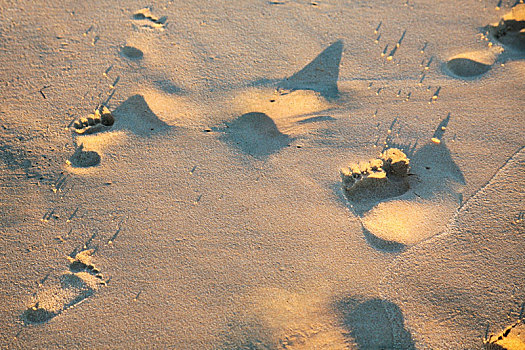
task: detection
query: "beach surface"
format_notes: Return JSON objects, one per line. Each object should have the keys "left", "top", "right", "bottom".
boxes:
{"left": 0, "top": 0, "right": 524, "bottom": 348}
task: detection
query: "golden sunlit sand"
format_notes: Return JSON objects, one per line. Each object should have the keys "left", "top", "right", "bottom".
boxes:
{"left": 0, "top": 0, "right": 523, "bottom": 349}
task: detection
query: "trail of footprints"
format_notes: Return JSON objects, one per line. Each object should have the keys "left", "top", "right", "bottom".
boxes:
{"left": 24, "top": 4, "right": 522, "bottom": 349}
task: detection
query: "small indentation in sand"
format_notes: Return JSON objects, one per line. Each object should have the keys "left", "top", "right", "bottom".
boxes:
{"left": 68, "top": 144, "right": 101, "bottom": 168}
{"left": 120, "top": 45, "right": 143, "bottom": 60}
{"left": 22, "top": 250, "right": 106, "bottom": 325}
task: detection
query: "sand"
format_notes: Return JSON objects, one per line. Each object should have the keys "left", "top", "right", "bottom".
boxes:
{"left": 0, "top": 0, "right": 524, "bottom": 349}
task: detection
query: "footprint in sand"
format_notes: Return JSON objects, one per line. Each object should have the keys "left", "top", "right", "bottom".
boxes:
{"left": 445, "top": 4, "right": 525, "bottom": 78}
{"left": 484, "top": 319, "right": 525, "bottom": 350}
{"left": 132, "top": 8, "right": 166, "bottom": 30}
{"left": 67, "top": 95, "right": 169, "bottom": 168}
{"left": 22, "top": 249, "right": 106, "bottom": 324}
{"left": 120, "top": 45, "right": 144, "bottom": 60}
{"left": 341, "top": 115, "right": 465, "bottom": 249}
{"left": 68, "top": 144, "right": 101, "bottom": 168}
{"left": 71, "top": 105, "right": 114, "bottom": 136}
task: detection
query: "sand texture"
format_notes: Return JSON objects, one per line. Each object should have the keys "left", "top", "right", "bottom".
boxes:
{"left": 0, "top": 0, "right": 524, "bottom": 349}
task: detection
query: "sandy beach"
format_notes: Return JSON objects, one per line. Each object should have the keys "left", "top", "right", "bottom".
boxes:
{"left": 0, "top": 0, "right": 524, "bottom": 348}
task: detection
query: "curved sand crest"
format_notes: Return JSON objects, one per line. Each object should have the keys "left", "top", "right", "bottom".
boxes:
{"left": 222, "top": 88, "right": 335, "bottom": 158}
{"left": 488, "top": 4, "right": 525, "bottom": 52}
{"left": 445, "top": 49, "right": 500, "bottom": 78}
{"left": 231, "top": 87, "right": 334, "bottom": 136}
{"left": 341, "top": 141, "right": 464, "bottom": 247}
{"left": 379, "top": 147, "right": 525, "bottom": 349}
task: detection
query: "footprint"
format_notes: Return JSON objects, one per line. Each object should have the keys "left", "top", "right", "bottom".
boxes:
{"left": 341, "top": 117, "right": 465, "bottom": 248}
{"left": 380, "top": 147, "right": 525, "bottom": 348}
{"left": 445, "top": 49, "right": 500, "bottom": 78}
{"left": 336, "top": 297, "right": 415, "bottom": 349}
{"left": 221, "top": 112, "right": 293, "bottom": 158}
{"left": 223, "top": 288, "right": 349, "bottom": 349}
{"left": 68, "top": 144, "right": 101, "bottom": 168}
{"left": 487, "top": 4, "right": 525, "bottom": 52}
{"left": 445, "top": 4, "right": 525, "bottom": 79}
{"left": 484, "top": 320, "right": 525, "bottom": 349}
{"left": 132, "top": 8, "right": 166, "bottom": 30}
{"left": 22, "top": 249, "right": 106, "bottom": 325}
{"left": 120, "top": 45, "right": 143, "bottom": 60}
{"left": 341, "top": 148, "right": 411, "bottom": 211}
{"left": 71, "top": 105, "right": 114, "bottom": 135}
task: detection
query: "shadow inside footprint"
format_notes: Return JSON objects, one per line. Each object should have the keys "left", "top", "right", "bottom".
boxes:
{"left": 69, "top": 144, "right": 101, "bottom": 168}
{"left": 445, "top": 57, "right": 493, "bottom": 78}
{"left": 336, "top": 297, "right": 415, "bottom": 350}
{"left": 278, "top": 40, "right": 343, "bottom": 99}
{"left": 223, "top": 112, "right": 292, "bottom": 158}
{"left": 113, "top": 94, "right": 169, "bottom": 135}
{"left": 487, "top": 4, "right": 525, "bottom": 53}
{"left": 120, "top": 45, "right": 144, "bottom": 60}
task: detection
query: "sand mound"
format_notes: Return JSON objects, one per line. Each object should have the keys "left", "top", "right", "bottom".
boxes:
{"left": 112, "top": 95, "right": 170, "bottom": 135}
{"left": 278, "top": 40, "right": 343, "bottom": 99}
{"left": 222, "top": 112, "right": 292, "bottom": 158}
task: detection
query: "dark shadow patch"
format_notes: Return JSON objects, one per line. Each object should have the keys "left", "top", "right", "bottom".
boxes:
{"left": 120, "top": 46, "right": 144, "bottom": 60}
{"left": 412, "top": 141, "right": 466, "bottom": 188}
{"left": 297, "top": 115, "right": 336, "bottom": 124}
{"left": 113, "top": 94, "right": 170, "bottom": 136}
{"left": 278, "top": 40, "right": 343, "bottom": 99}
{"left": 444, "top": 58, "right": 492, "bottom": 78}
{"left": 486, "top": 5, "right": 525, "bottom": 53}
{"left": 22, "top": 306, "right": 56, "bottom": 325}
{"left": 336, "top": 297, "right": 415, "bottom": 350}
{"left": 362, "top": 226, "right": 406, "bottom": 253}
{"left": 69, "top": 145, "right": 100, "bottom": 168}
{"left": 222, "top": 112, "right": 292, "bottom": 158}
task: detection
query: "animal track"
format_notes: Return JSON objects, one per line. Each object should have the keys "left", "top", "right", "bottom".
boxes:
{"left": 71, "top": 105, "right": 114, "bottom": 135}
{"left": 22, "top": 249, "right": 106, "bottom": 325}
